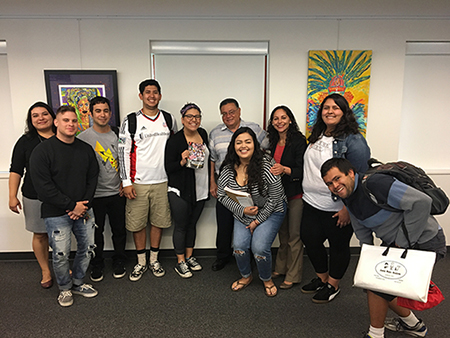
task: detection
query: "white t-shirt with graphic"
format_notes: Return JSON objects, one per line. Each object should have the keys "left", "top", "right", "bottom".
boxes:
{"left": 302, "top": 135, "right": 343, "bottom": 212}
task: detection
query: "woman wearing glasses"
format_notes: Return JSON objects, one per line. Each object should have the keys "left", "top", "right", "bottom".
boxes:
{"left": 165, "top": 103, "right": 210, "bottom": 278}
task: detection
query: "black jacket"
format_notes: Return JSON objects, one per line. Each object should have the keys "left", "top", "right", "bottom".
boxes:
{"left": 164, "top": 127, "right": 210, "bottom": 205}
{"left": 268, "top": 133, "right": 306, "bottom": 198}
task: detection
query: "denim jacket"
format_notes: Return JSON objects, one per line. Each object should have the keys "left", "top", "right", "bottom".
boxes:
{"left": 331, "top": 133, "right": 371, "bottom": 202}
{"left": 333, "top": 133, "right": 370, "bottom": 173}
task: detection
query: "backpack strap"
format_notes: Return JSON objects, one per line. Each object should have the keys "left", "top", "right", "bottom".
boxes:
{"left": 111, "top": 126, "right": 119, "bottom": 137}
{"left": 127, "top": 112, "right": 137, "bottom": 154}
{"left": 161, "top": 110, "right": 173, "bottom": 134}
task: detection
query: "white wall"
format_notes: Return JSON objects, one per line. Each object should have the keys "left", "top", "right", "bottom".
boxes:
{"left": 1, "top": 16, "right": 450, "bottom": 252}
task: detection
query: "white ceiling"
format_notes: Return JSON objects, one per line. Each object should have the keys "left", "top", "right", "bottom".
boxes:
{"left": 1, "top": 0, "right": 449, "bottom": 19}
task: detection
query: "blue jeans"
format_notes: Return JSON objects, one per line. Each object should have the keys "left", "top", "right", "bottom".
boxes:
{"left": 233, "top": 203, "right": 286, "bottom": 281}
{"left": 45, "top": 209, "right": 96, "bottom": 290}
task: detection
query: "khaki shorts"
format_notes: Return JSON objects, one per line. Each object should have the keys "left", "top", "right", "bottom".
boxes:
{"left": 125, "top": 182, "right": 172, "bottom": 232}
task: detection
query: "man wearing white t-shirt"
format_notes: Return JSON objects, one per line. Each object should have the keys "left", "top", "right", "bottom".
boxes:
{"left": 118, "top": 79, "right": 177, "bottom": 281}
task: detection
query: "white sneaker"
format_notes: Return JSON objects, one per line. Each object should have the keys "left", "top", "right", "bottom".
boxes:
{"left": 385, "top": 318, "right": 428, "bottom": 337}
{"left": 149, "top": 261, "right": 165, "bottom": 277}
{"left": 129, "top": 263, "right": 147, "bottom": 282}
{"left": 186, "top": 256, "right": 202, "bottom": 271}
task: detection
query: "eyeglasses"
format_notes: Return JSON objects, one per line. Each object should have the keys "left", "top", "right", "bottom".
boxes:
{"left": 221, "top": 110, "right": 237, "bottom": 117}
{"left": 184, "top": 114, "right": 202, "bottom": 120}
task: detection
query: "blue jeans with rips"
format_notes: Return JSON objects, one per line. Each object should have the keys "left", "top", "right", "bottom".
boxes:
{"left": 233, "top": 202, "right": 286, "bottom": 281}
{"left": 45, "top": 209, "right": 96, "bottom": 290}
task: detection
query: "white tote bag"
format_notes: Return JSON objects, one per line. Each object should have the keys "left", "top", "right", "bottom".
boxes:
{"left": 354, "top": 244, "right": 436, "bottom": 302}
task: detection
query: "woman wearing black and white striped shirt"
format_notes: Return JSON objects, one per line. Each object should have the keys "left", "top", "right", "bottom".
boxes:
{"left": 217, "top": 127, "right": 286, "bottom": 297}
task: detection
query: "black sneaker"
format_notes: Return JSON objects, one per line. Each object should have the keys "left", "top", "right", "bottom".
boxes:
{"left": 113, "top": 262, "right": 126, "bottom": 279}
{"left": 174, "top": 261, "right": 193, "bottom": 278}
{"left": 312, "top": 283, "right": 340, "bottom": 303}
{"left": 90, "top": 266, "right": 104, "bottom": 282}
{"left": 384, "top": 318, "right": 428, "bottom": 337}
{"left": 186, "top": 256, "right": 202, "bottom": 271}
{"left": 301, "top": 277, "right": 326, "bottom": 294}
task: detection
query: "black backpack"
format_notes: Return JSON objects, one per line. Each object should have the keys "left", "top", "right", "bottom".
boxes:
{"left": 361, "top": 158, "right": 449, "bottom": 215}
{"left": 127, "top": 110, "right": 173, "bottom": 154}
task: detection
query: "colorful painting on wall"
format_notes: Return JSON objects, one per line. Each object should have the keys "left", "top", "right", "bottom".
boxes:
{"left": 306, "top": 50, "right": 372, "bottom": 139}
{"left": 59, "top": 86, "right": 104, "bottom": 133}
{"left": 44, "top": 70, "right": 120, "bottom": 134}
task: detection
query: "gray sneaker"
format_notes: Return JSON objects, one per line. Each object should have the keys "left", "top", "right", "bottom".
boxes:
{"left": 72, "top": 284, "right": 98, "bottom": 298}
{"left": 385, "top": 318, "right": 428, "bottom": 337}
{"left": 58, "top": 290, "right": 73, "bottom": 307}
{"left": 186, "top": 256, "right": 202, "bottom": 271}
{"left": 150, "top": 261, "right": 165, "bottom": 277}
{"left": 175, "top": 261, "right": 193, "bottom": 278}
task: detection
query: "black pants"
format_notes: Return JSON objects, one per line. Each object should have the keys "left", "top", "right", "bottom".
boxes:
{"left": 215, "top": 200, "right": 234, "bottom": 260}
{"left": 168, "top": 192, "right": 205, "bottom": 255}
{"left": 300, "top": 201, "right": 353, "bottom": 280}
{"left": 91, "top": 194, "right": 127, "bottom": 268}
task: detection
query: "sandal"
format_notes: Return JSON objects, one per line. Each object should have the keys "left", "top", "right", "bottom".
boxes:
{"left": 271, "top": 272, "right": 282, "bottom": 279}
{"left": 231, "top": 276, "right": 253, "bottom": 292}
{"left": 264, "top": 283, "right": 278, "bottom": 297}
{"left": 280, "top": 281, "right": 294, "bottom": 289}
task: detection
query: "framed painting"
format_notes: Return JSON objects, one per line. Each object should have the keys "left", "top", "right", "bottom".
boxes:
{"left": 44, "top": 70, "right": 120, "bottom": 134}
{"left": 306, "top": 50, "right": 372, "bottom": 139}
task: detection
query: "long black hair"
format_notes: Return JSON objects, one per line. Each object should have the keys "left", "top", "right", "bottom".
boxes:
{"left": 308, "top": 93, "right": 359, "bottom": 144}
{"left": 220, "top": 127, "right": 266, "bottom": 195}
{"left": 25, "top": 102, "right": 56, "bottom": 138}
{"left": 267, "top": 105, "right": 305, "bottom": 149}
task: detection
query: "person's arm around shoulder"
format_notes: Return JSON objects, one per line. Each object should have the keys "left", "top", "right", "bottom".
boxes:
{"left": 344, "top": 133, "right": 371, "bottom": 173}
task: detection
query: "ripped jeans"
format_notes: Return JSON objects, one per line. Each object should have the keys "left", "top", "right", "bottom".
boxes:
{"left": 233, "top": 203, "right": 286, "bottom": 281}
{"left": 45, "top": 209, "right": 96, "bottom": 290}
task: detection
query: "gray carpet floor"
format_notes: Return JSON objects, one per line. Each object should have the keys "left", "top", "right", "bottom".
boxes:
{"left": 0, "top": 253, "right": 449, "bottom": 337}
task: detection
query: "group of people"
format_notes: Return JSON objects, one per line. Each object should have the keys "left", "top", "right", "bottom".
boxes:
{"left": 9, "top": 79, "right": 446, "bottom": 338}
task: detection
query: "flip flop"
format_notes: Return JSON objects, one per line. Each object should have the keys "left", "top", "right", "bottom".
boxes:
{"left": 264, "top": 283, "right": 278, "bottom": 297}
{"left": 231, "top": 276, "right": 253, "bottom": 292}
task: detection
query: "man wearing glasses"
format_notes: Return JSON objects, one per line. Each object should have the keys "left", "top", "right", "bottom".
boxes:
{"left": 209, "top": 98, "right": 266, "bottom": 271}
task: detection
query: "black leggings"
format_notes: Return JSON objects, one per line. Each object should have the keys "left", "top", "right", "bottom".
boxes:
{"left": 300, "top": 201, "right": 353, "bottom": 280}
{"left": 169, "top": 192, "right": 205, "bottom": 256}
